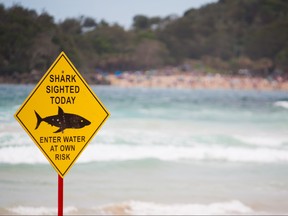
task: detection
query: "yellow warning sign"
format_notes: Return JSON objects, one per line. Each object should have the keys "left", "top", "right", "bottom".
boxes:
{"left": 14, "top": 52, "right": 110, "bottom": 177}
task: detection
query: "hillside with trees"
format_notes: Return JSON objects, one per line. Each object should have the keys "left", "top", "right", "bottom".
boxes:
{"left": 0, "top": 0, "right": 287, "bottom": 83}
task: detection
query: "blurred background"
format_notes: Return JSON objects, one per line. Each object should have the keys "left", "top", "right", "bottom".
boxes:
{"left": 0, "top": 0, "right": 287, "bottom": 84}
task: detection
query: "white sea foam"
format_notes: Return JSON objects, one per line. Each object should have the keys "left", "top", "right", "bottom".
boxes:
{"left": 8, "top": 206, "right": 77, "bottom": 215}
{"left": 274, "top": 101, "right": 288, "bottom": 109}
{"left": 1, "top": 143, "right": 288, "bottom": 164}
{"left": 0, "top": 132, "right": 31, "bottom": 147}
{"left": 99, "top": 200, "right": 255, "bottom": 215}
{"left": 82, "top": 143, "right": 288, "bottom": 163}
{"left": 234, "top": 135, "right": 288, "bottom": 147}
{"left": 7, "top": 201, "right": 255, "bottom": 215}
{"left": 0, "top": 146, "right": 47, "bottom": 164}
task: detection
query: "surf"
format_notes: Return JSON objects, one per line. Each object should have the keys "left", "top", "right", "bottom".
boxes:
{"left": 1, "top": 143, "right": 288, "bottom": 164}
{"left": 274, "top": 101, "right": 288, "bottom": 109}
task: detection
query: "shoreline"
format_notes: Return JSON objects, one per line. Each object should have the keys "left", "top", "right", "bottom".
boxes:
{"left": 1, "top": 69, "right": 287, "bottom": 91}
{"left": 106, "top": 71, "right": 288, "bottom": 91}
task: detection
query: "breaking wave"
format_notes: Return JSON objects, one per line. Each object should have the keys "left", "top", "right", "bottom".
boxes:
{"left": 274, "top": 101, "right": 288, "bottom": 109}
{"left": 96, "top": 200, "right": 255, "bottom": 215}
{"left": 6, "top": 200, "right": 256, "bottom": 215}
{"left": 1, "top": 142, "right": 288, "bottom": 164}
{"left": 7, "top": 206, "right": 77, "bottom": 215}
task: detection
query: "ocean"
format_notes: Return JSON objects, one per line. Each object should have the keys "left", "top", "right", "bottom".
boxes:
{"left": 0, "top": 84, "right": 288, "bottom": 215}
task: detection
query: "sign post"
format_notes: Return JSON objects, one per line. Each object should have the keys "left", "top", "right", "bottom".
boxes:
{"left": 58, "top": 175, "right": 63, "bottom": 216}
{"left": 14, "top": 52, "right": 110, "bottom": 215}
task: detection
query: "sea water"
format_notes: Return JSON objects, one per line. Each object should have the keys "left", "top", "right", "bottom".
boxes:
{"left": 0, "top": 84, "right": 288, "bottom": 215}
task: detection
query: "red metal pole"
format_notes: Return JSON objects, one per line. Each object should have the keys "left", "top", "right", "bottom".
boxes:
{"left": 58, "top": 175, "right": 63, "bottom": 216}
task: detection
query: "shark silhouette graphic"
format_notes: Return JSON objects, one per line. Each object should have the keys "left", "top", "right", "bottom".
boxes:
{"left": 34, "top": 106, "right": 91, "bottom": 133}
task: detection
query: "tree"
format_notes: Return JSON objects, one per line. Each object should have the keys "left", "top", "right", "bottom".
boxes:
{"left": 133, "top": 15, "right": 150, "bottom": 30}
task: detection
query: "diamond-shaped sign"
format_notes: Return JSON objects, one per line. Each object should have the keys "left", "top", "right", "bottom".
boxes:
{"left": 14, "top": 52, "right": 110, "bottom": 177}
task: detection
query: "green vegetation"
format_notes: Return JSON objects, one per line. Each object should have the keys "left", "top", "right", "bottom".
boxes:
{"left": 0, "top": 0, "right": 287, "bottom": 80}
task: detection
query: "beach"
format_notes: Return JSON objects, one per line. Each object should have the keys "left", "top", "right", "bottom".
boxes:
{"left": 1, "top": 66, "right": 288, "bottom": 92}
{"left": 106, "top": 68, "right": 288, "bottom": 91}
{"left": 0, "top": 0, "right": 288, "bottom": 214}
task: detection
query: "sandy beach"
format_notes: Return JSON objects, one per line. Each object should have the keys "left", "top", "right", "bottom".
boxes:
{"left": 105, "top": 68, "right": 288, "bottom": 91}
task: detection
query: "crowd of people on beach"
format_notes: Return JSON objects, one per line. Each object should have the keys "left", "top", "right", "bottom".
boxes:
{"left": 1, "top": 66, "right": 287, "bottom": 91}
{"left": 102, "top": 67, "right": 288, "bottom": 91}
